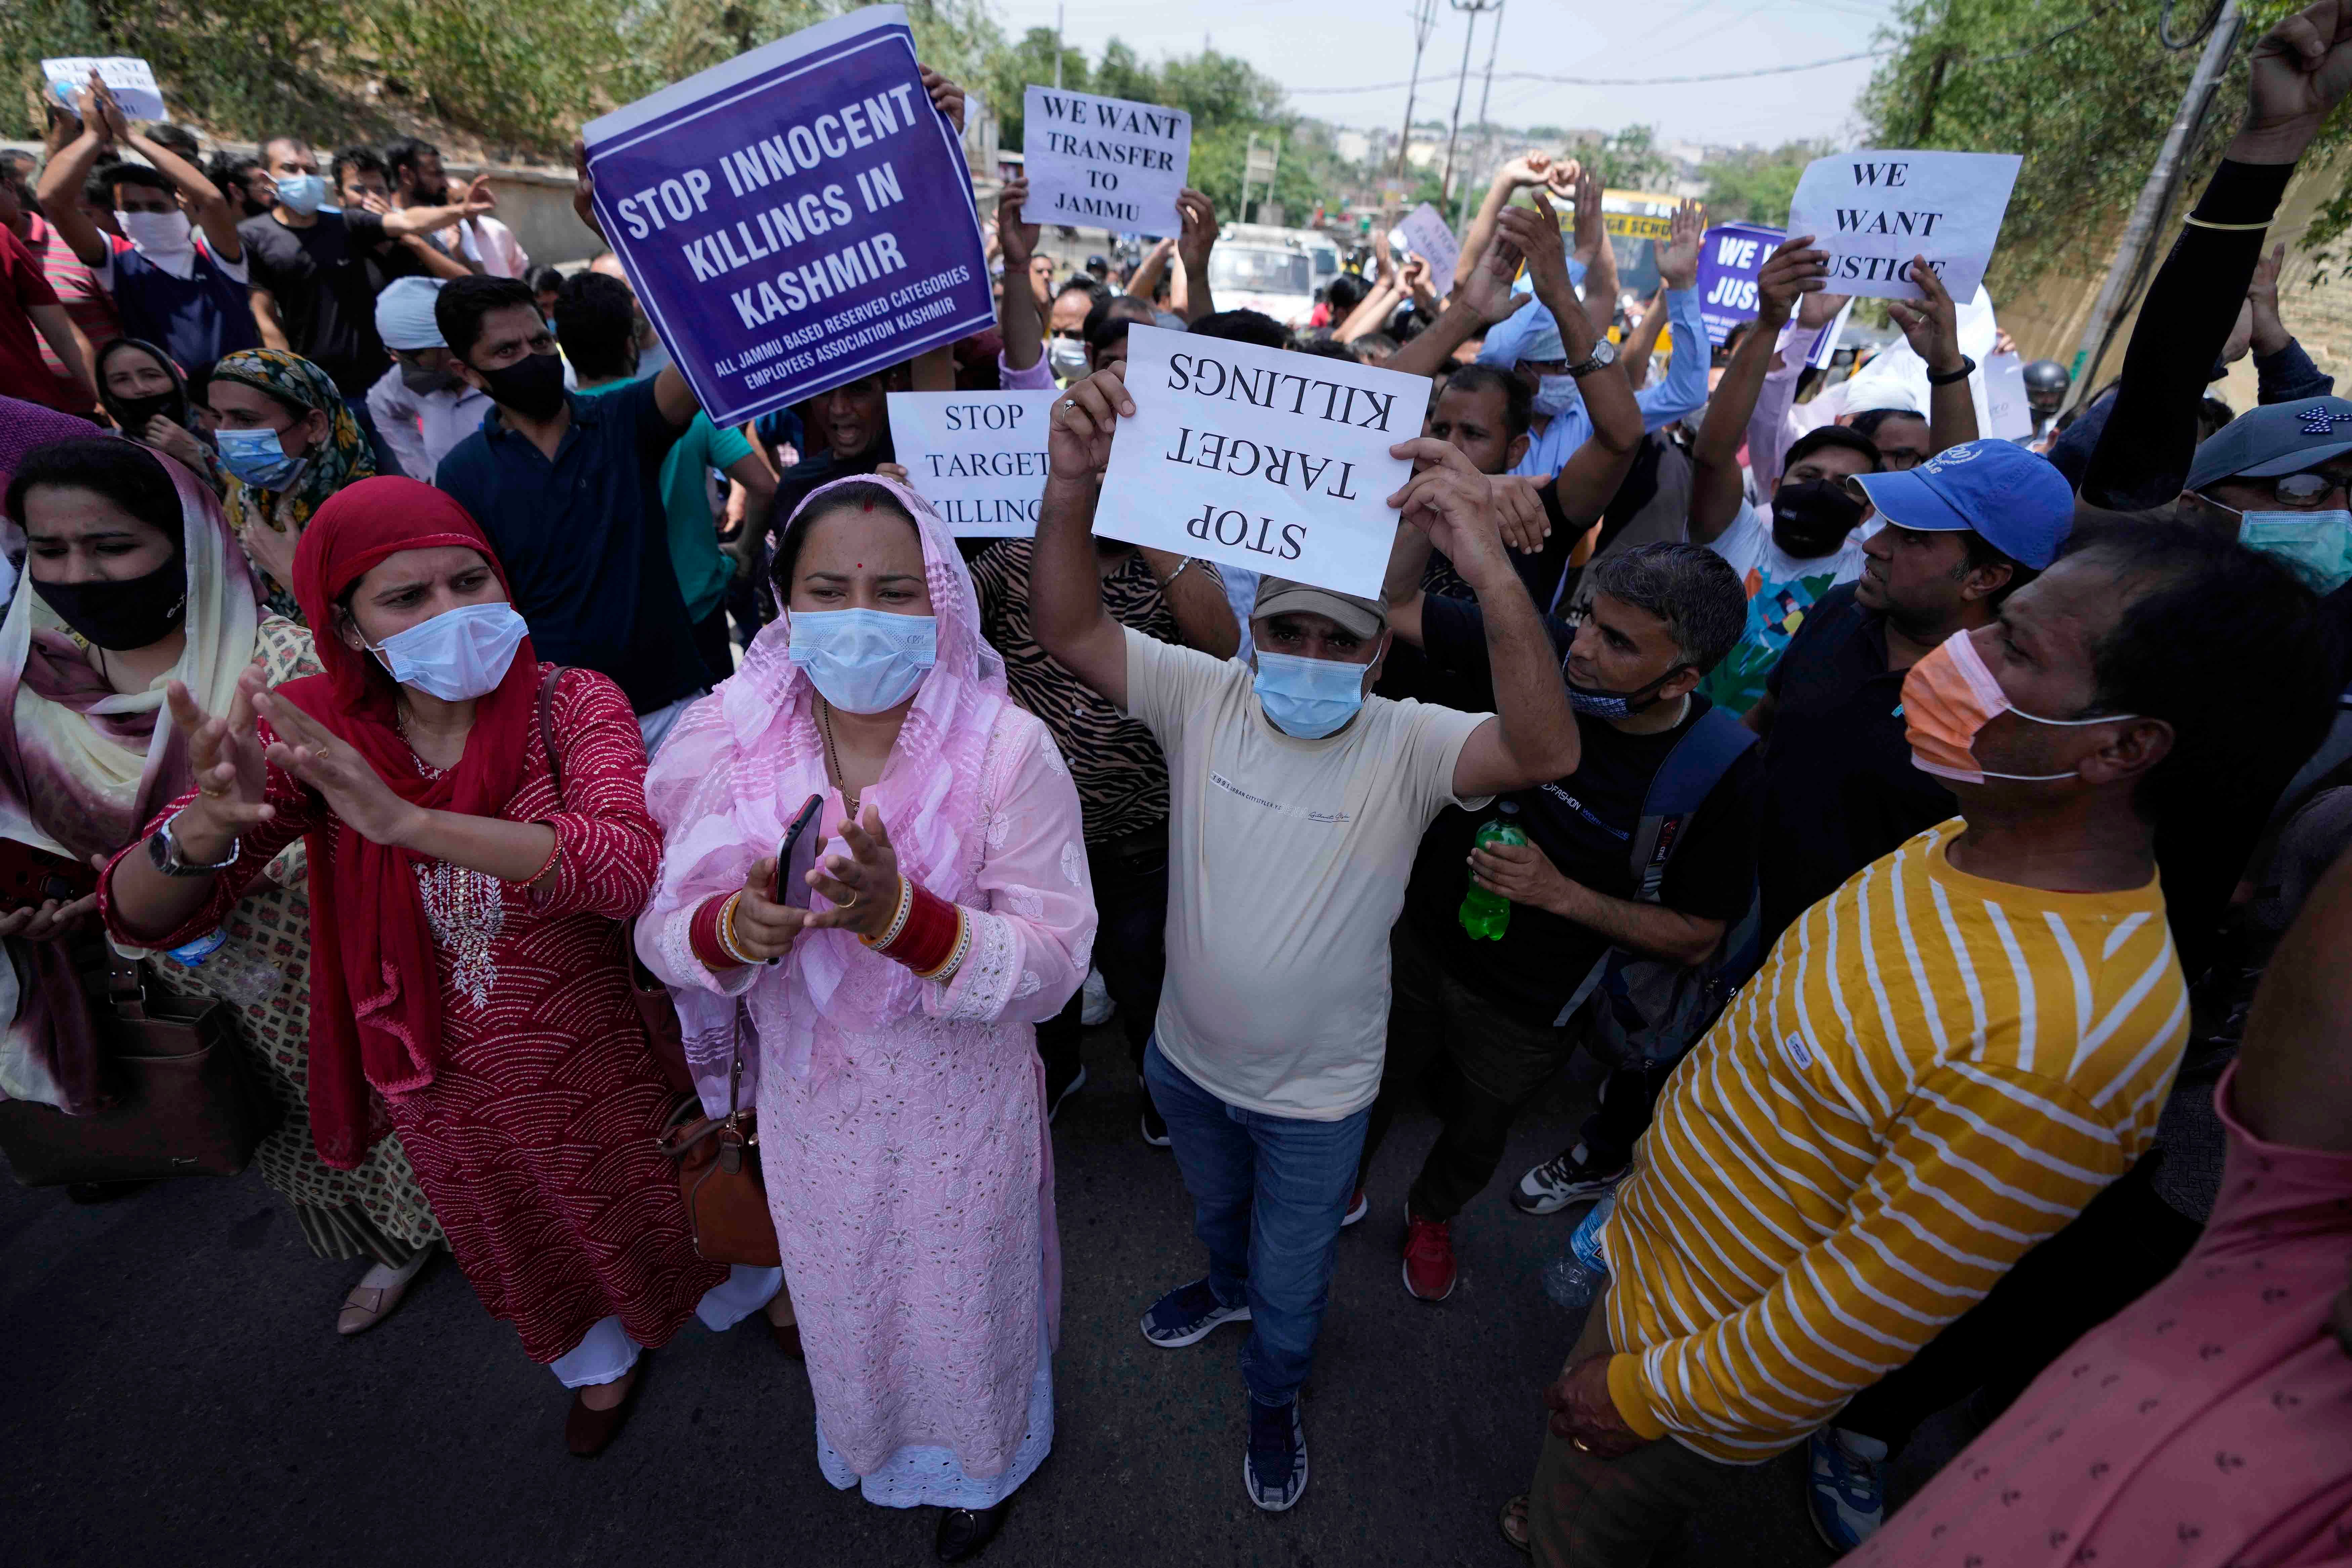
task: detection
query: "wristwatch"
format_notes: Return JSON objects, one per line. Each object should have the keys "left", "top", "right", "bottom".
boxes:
{"left": 149, "top": 809, "right": 240, "bottom": 878}
{"left": 1564, "top": 339, "right": 1618, "bottom": 378}
{"left": 1926, "top": 355, "right": 1977, "bottom": 387}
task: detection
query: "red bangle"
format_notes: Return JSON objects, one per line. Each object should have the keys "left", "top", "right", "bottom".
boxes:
{"left": 688, "top": 892, "right": 737, "bottom": 970}
{"left": 884, "top": 881, "right": 959, "bottom": 975}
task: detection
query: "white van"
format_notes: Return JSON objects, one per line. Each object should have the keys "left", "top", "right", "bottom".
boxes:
{"left": 1184, "top": 223, "right": 1343, "bottom": 329}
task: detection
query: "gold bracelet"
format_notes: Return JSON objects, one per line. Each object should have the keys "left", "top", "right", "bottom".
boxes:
{"left": 860, "top": 875, "right": 915, "bottom": 951}
{"left": 716, "top": 891, "right": 756, "bottom": 967}
{"left": 2180, "top": 214, "right": 2274, "bottom": 231}
{"left": 912, "top": 906, "right": 971, "bottom": 982}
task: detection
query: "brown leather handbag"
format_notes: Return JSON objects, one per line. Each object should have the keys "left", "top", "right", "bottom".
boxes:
{"left": 656, "top": 1043, "right": 780, "bottom": 1267}
{"left": 0, "top": 949, "right": 281, "bottom": 1187}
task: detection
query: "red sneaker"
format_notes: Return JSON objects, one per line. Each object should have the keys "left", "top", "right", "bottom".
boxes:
{"left": 1401, "top": 1209, "right": 1457, "bottom": 1301}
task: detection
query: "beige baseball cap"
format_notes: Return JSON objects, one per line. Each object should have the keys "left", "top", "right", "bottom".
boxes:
{"left": 1249, "top": 577, "right": 1388, "bottom": 639}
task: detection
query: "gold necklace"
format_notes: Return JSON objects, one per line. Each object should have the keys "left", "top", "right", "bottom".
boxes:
{"left": 817, "top": 699, "right": 859, "bottom": 819}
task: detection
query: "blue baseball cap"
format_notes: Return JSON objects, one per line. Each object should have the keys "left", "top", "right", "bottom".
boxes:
{"left": 2184, "top": 396, "right": 2352, "bottom": 492}
{"left": 1849, "top": 439, "right": 2075, "bottom": 570}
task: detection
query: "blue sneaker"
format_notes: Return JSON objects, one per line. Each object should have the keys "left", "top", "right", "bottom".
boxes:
{"left": 1807, "top": 1426, "right": 1888, "bottom": 1551}
{"left": 1140, "top": 1278, "right": 1250, "bottom": 1348}
{"left": 1244, "top": 1394, "right": 1307, "bottom": 1512}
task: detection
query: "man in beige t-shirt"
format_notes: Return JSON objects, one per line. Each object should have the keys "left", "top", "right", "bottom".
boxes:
{"left": 1031, "top": 364, "right": 1583, "bottom": 1512}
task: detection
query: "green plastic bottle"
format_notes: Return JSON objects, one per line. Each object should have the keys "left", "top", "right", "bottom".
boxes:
{"left": 1459, "top": 808, "right": 1528, "bottom": 941}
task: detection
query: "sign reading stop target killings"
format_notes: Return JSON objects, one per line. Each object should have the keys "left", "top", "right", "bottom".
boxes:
{"left": 1096, "top": 324, "right": 1422, "bottom": 599}
{"left": 581, "top": 6, "right": 994, "bottom": 429}
{"left": 887, "top": 390, "right": 1062, "bottom": 536}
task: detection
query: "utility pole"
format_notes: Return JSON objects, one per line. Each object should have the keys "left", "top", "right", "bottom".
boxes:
{"left": 1440, "top": 0, "right": 1502, "bottom": 205}
{"left": 1053, "top": 3, "right": 1065, "bottom": 89}
{"left": 1455, "top": 0, "right": 1507, "bottom": 233}
{"left": 1393, "top": 0, "right": 1440, "bottom": 183}
{"left": 2067, "top": 0, "right": 2244, "bottom": 402}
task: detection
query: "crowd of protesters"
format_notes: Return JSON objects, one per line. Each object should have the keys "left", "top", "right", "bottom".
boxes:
{"left": 4, "top": 6, "right": 2352, "bottom": 1564}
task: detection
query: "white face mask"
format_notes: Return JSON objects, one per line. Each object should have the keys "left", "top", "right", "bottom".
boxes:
{"left": 1531, "top": 374, "right": 1580, "bottom": 419}
{"left": 116, "top": 208, "right": 194, "bottom": 257}
{"left": 366, "top": 602, "right": 529, "bottom": 701}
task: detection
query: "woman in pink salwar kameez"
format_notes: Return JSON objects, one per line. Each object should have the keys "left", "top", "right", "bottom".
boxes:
{"left": 638, "top": 474, "right": 1093, "bottom": 1563}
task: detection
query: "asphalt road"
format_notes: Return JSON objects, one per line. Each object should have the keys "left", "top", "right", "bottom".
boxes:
{"left": 4, "top": 1024, "right": 1879, "bottom": 1568}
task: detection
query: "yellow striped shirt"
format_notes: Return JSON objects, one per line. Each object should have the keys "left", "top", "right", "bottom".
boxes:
{"left": 1601, "top": 819, "right": 2189, "bottom": 1461}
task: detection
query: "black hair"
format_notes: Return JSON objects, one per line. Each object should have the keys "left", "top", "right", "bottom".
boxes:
{"left": 1291, "top": 336, "right": 1360, "bottom": 363}
{"left": 1436, "top": 362, "right": 1532, "bottom": 439}
{"left": 331, "top": 145, "right": 386, "bottom": 193}
{"left": 1187, "top": 310, "right": 1290, "bottom": 351}
{"left": 90, "top": 161, "right": 170, "bottom": 204}
{"left": 1850, "top": 407, "right": 1928, "bottom": 444}
{"left": 2197, "top": 396, "right": 2235, "bottom": 444}
{"left": 258, "top": 134, "right": 307, "bottom": 168}
{"left": 769, "top": 480, "right": 921, "bottom": 601}
{"left": 144, "top": 124, "right": 202, "bottom": 163}
{"left": 383, "top": 136, "right": 441, "bottom": 186}
{"left": 1324, "top": 273, "right": 1370, "bottom": 318}
{"left": 1082, "top": 293, "right": 1154, "bottom": 354}
{"left": 1784, "top": 425, "right": 1882, "bottom": 475}
{"left": 1353, "top": 332, "right": 1400, "bottom": 360}
{"left": 2061, "top": 516, "right": 2333, "bottom": 825}
{"left": 1586, "top": 542, "right": 1748, "bottom": 674}
{"left": 433, "top": 274, "right": 539, "bottom": 361}
{"left": 1054, "top": 277, "right": 1104, "bottom": 304}
{"left": 1958, "top": 529, "right": 2033, "bottom": 609}
{"left": 5, "top": 438, "right": 180, "bottom": 544}
{"left": 1718, "top": 320, "right": 1756, "bottom": 364}
{"left": 525, "top": 264, "right": 567, "bottom": 299}
{"left": 208, "top": 152, "right": 264, "bottom": 195}
{"left": 553, "top": 271, "right": 640, "bottom": 382}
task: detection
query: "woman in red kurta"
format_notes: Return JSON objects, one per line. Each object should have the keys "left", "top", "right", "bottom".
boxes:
{"left": 102, "top": 477, "right": 777, "bottom": 1454}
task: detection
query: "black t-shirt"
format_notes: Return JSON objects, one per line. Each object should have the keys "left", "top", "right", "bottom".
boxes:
{"left": 1755, "top": 582, "right": 1957, "bottom": 947}
{"left": 1401, "top": 595, "right": 1762, "bottom": 1028}
{"left": 237, "top": 210, "right": 392, "bottom": 396}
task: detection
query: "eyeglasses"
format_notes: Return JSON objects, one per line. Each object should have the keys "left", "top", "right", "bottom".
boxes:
{"left": 2260, "top": 469, "right": 2352, "bottom": 509}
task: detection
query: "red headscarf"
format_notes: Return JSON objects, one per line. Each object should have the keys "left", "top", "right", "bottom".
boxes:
{"left": 272, "top": 476, "right": 540, "bottom": 1168}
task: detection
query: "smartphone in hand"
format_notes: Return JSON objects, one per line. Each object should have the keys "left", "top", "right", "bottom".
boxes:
{"left": 774, "top": 793, "right": 825, "bottom": 909}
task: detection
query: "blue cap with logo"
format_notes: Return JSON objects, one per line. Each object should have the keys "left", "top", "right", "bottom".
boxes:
{"left": 1850, "top": 438, "right": 2075, "bottom": 570}
{"left": 2184, "top": 396, "right": 2352, "bottom": 493}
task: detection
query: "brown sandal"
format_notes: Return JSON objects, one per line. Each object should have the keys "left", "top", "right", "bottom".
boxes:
{"left": 1499, "top": 1492, "right": 1532, "bottom": 1555}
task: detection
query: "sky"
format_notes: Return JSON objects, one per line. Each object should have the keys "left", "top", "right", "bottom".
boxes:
{"left": 995, "top": 0, "right": 1897, "bottom": 151}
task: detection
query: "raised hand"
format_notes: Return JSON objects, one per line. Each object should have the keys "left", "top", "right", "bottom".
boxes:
{"left": 1657, "top": 198, "right": 1704, "bottom": 291}
{"left": 1461, "top": 232, "right": 1534, "bottom": 326}
{"left": 458, "top": 174, "right": 496, "bottom": 217}
{"left": 250, "top": 690, "right": 420, "bottom": 848}
{"left": 1568, "top": 165, "right": 1605, "bottom": 265}
{"left": 997, "top": 178, "right": 1039, "bottom": 268}
{"left": 2248, "top": 240, "right": 2293, "bottom": 354}
{"left": 1756, "top": 234, "right": 1829, "bottom": 329}
{"left": 1797, "top": 286, "right": 1851, "bottom": 332}
{"left": 1385, "top": 438, "right": 1506, "bottom": 579}
{"left": 157, "top": 670, "right": 277, "bottom": 863}
{"left": 1175, "top": 188, "right": 1220, "bottom": 276}
{"left": 1885, "top": 255, "right": 1965, "bottom": 375}
{"left": 2233, "top": 0, "right": 2352, "bottom": 163}
{"left": 920, "top": 67, "right": 967, "bottom": 134}
{"left": 802, "top": 804, "right": 904, "bottom": 942}
{"left": 1490, "top": 475, "right": 1551, "bottom": 554}
{"left": 1498, "top": 191, "right": 1572, "bottom": 303}
{"left": 1048, "top": 364, "right": 1133, "bottom": 483}
{"left": 571, "top": 140, "right": 604, "bottom": 242}
{"left": 1498, "top": 151, "right": 1553, "bottom": 190}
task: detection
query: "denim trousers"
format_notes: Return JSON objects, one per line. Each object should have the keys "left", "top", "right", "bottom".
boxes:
{"left": 1143, "top": 1039, "right": 1369, "bottom": 1406}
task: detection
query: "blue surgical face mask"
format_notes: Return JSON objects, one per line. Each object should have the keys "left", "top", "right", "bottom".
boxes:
{"left": 2237, "top": 510, "right": 2352, "bottom": 594}
{"left": 367, "top": 602, "right": 529, "bottom": 701}
{"left": 788, "top": 607, "right": 938, "bottom": 714}
{"left": 1254, "top": 648, "right": 1374, "bottom": 739}
{"left": 272, "top": 172, "right": 328, "bottom": 216}
{"left": 1531, "top": 374, "right": 1580, "bottom": 419}
{"left": 213, "top": 425, "right": 304, "bottom": 490}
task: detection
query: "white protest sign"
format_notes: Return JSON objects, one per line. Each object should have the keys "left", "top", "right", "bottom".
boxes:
{"left": 1021, "top": 86, "right": 1191, "bottom": 237}
{"left": 1982, "top": 349, "right": 2032, "bottom": 441}
{"left": 1388, "top": 203, "right": 1460, "bottom": 298}
{"left": 1098, "top": 324, "right": 1421, "bottom": 598}
{"left": 1808, "top": 297, "right": 1856, "bottom": 370}
{"left": 1786, "top": 150, "right": 2021, "bottom": 304}
{"left": 42, "top": 57, "right": 166, "bottom": 123}
{"left": 887, "top": 390, "right": 1062, "bottom": 536}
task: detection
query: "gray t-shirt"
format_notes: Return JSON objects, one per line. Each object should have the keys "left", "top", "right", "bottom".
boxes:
{"left": 1122, "top": 628, "right": 1489, "bottom": 1119}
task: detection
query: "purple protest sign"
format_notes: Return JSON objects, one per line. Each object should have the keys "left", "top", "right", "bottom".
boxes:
{"left": 1694, "top": 222, "right": 1783, "bottom": 346}
{"left": 582, "top": 5, "right": 992, "bottom": 429}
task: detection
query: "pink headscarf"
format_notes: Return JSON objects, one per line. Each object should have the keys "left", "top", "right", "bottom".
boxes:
{"left": 638, "top": 473, "right": 1008, "bottom": 1102}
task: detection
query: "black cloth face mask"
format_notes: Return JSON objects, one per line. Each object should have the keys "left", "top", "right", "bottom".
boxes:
{"left": 1770, "top": 478, "right": 1867, "bottom": 558}
{"left": 34, "top": 553, "right": 188, "bottom": 651}
{"left": 104, "top": 387, "right": 189, "bottom": 437}
{"left": 479, "top": 351, "right": 567, "bottom": 422}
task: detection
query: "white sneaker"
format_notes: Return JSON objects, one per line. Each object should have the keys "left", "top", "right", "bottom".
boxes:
{"left": 1080, "top": 967, "right": 1115, "bottom": 1026}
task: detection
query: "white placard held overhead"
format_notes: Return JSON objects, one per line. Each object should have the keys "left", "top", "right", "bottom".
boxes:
{"left": 1807, "top": 297, "right": 1857, "bottom": 370}
{"left": 1786, "top": 150, "right": 2021, "bottom": 304}
{"left": 887, "top": 390, "right": 1062, "bottom": 536}
{"left": 1097, "top": 324, "right": 1422, "bottom": 599}
{"left": 1982, "top": 350, "right": 2033, "bottom": 441}
{"left": 1021, "top": 86, "right": 1191, "bottom": 237}
{"left": 42, "top": 57, "right": 166, "bottom": 122}
{"left": 1388, "top": 203, "right": 1460, "bottom": 298}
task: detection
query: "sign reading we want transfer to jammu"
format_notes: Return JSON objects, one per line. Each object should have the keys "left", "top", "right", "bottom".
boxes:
{"left": 582, "top": 5, "right": 994, "bottom": 428}
{"left": 1097, "top": 325, "right": 1422, "bottom": 599}
{"left": 1020, "top": 86, "right": 1191, "bottom": 237}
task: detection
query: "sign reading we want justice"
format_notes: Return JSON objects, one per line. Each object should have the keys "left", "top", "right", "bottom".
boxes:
{"left": 584, "top": 5, "right": 994, "bottom": 427}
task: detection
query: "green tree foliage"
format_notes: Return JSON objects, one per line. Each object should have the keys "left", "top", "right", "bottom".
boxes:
{"left": 1699, "top": 140, "right": 1832, "bottom": 225}
{"left": 984, "top": 25, "right": 1090, "bottom": 148}
{"left": 1859, "top": 0, "right": 2350, "bottom": 286}
{"left": 1580, "top": 124, "right": 1676, "bottom": 192}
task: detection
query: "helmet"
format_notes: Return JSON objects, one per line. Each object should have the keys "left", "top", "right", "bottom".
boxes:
{"left": 1084, "top": 254, "right": 1110, "bottom": 277}
{"left": 2022, "top": 359, "right": 2070, "bottom": 394}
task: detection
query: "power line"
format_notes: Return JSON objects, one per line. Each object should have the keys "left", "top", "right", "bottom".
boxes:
{"left": 1285, "top": 48, "right": 1892, "bottom": 94}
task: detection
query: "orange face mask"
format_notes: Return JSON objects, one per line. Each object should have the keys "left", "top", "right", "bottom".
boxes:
{"left": 1901, "top": 631, "right": 2136, "bottom": 784}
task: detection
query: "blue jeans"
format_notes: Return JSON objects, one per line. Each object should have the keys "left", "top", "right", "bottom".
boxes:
{"left": 1144, "top": 1039, "right": 1369, "bottom": 1406}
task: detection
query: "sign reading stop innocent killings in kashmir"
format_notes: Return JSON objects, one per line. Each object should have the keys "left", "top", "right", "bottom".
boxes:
{"left": 1020, "top": 86, "right": 1191, "bottom": 237}
{"left": 887, "top": 390, "right": 1062, "bottom": 536}
{"left": 1097, "top": 324, "right": 1421, "bottom": 599}
{"left": 1786, "top": 150, "right": 2021, "bottom": 304}
{"left": 582, "top": 6, "right": 993, "bottom": 428}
